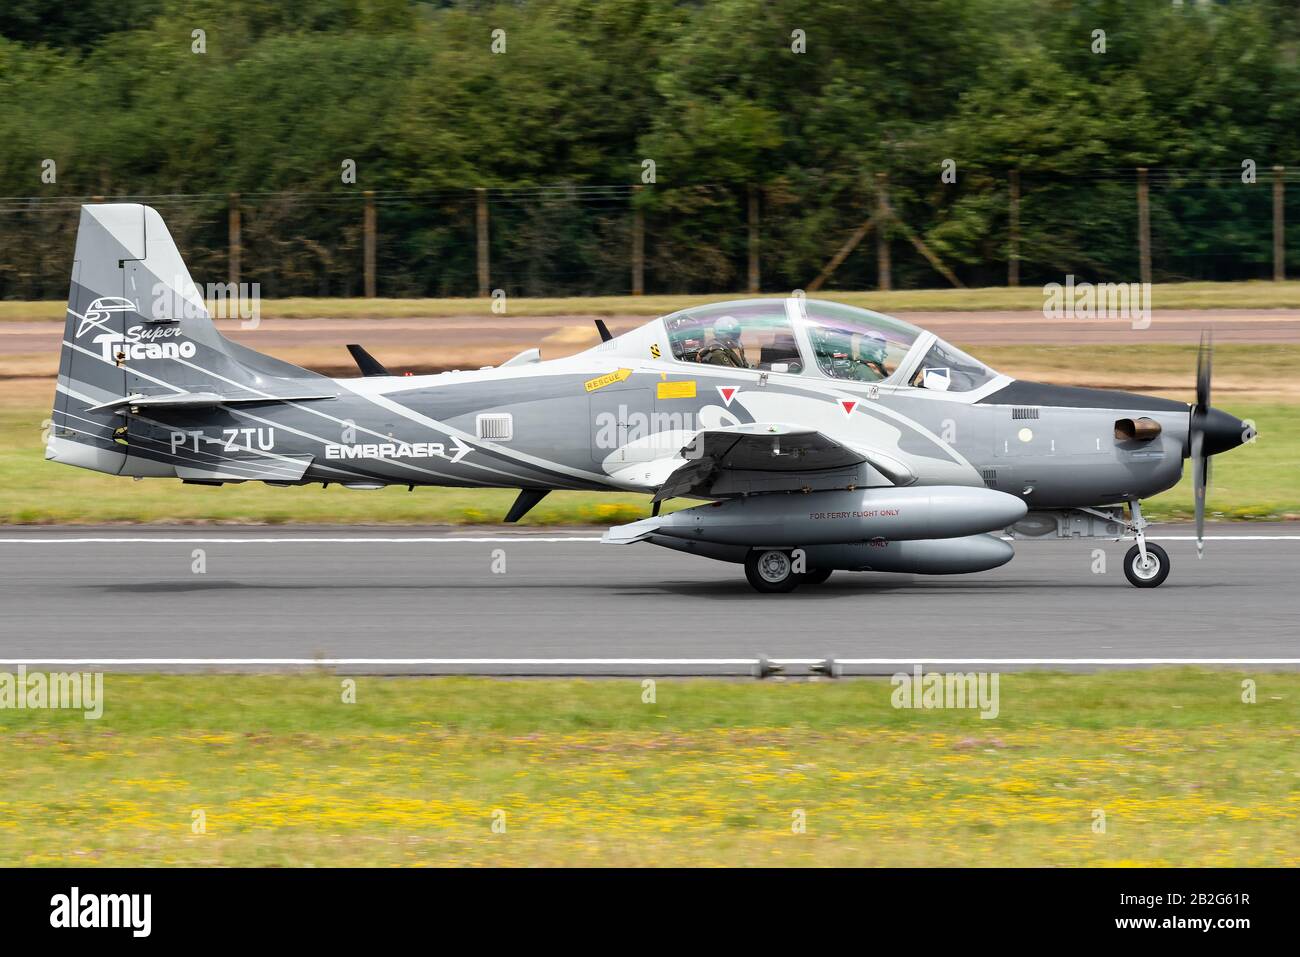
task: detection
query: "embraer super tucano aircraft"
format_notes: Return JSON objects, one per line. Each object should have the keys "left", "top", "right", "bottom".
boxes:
{"left": 49, "top": 205, "right": 1253, "bottom": 591}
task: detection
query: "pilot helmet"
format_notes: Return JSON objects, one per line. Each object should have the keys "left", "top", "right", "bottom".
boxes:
{"left": 858, "top": 333, "right": 887, "bottom": 364}
{"left": 714, "top": 315, "right": 742, "bottom": 344}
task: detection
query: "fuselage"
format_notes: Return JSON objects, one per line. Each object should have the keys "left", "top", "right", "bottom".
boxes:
{"left": 121, "top": 299, "right": 1195, "bottom": 513}
{"left": 52, "top": 280, "right": 1237, "bottom": 515}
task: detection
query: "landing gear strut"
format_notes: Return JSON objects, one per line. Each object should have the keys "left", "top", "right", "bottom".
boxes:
{"left": 1122, "top": 499, "right": 1170, "bottom": 588}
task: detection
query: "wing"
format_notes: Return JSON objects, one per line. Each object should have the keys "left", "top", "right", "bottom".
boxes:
{"left": 651, "top": 423, "right": 913, "bottom": 502}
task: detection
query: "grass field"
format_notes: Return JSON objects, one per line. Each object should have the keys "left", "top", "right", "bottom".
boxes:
{"left": 9, "top": 279, "right": 1300, "bottom": 322}
{"left": 0, "top": 670, "right": 1295, "bottom": 866}
{"left": 3, "top": 396, "right": 1294, "bottom": 524}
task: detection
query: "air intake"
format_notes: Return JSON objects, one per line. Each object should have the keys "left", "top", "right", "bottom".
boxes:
{"left": 1011, "top": 407, "right": 1040, "bottom": 420}
{"left": 476, "top": 413, "right": 513, "bottom": 441}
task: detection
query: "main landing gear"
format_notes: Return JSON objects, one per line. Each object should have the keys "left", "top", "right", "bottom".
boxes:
{"left": 1122, "top": 499, "right": 1170, "bottom": 588}
{"left": 743, "top": 549, "right": 833, "bottom": 593}
{"left": 745, "top": 549, "right": 800, "bottom": 593}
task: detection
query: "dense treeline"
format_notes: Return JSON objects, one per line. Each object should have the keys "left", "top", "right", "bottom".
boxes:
{"left": 2, "top": 0, "right": 1300, "bottom": 298}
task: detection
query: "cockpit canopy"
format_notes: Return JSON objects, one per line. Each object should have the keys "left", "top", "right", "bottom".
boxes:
{"left": 662, "top": 298, "right": 998, "bottom": 392}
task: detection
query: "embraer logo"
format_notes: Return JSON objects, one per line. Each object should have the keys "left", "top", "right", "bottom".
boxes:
{"left": 325, "top": 436, "right": 473, "bottom": 464}
{"left": 74, "top": 297, "right": 136, "bottom": 339}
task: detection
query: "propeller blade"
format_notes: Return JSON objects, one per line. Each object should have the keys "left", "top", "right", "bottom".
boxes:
{"left": 1190, "top": 329, "right": 1214, "bottom": 559}
{"left": 1195, "top": 329, "right": 1212, "bottom": 412}
{"left": 1191, "top": 431, "right": 1206, "bottom": 559}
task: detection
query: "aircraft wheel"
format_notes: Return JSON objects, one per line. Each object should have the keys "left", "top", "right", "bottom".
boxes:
{"left": 1123, "top": 542, "right": 1170, "bottom": 588}
{"left": 801, "top": 568, "right": 834, "bottom": 585}
{"left": 745, "top": 549, "right": 801, "bottom": 593}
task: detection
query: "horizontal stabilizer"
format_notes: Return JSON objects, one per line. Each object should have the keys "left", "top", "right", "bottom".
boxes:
{"left": 86, "top": 391, "right": 335, "bottom": 412}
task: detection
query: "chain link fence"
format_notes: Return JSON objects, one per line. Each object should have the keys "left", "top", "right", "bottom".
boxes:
{"left": 1, "top": 169, "right": 1296, "bottom": 301}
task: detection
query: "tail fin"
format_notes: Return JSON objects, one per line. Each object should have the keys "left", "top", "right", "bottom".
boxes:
{"left": 48, "top": 204, "right": 330, "bottom": 476}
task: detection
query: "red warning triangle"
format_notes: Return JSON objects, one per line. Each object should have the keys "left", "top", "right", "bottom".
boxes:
{"left": 840, "top": 399, "right": 858, "bottom": 417}
{"left": 717, "top": 386, "right": 738, "bottom": 407}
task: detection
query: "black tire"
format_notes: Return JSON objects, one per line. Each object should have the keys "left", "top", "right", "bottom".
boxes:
{"left": 801, "top": 568, "right": 834, "bottom": 585}
{"left": 1123, "top": 542, "right": 1170, "bottom": 588}
{"left": 744, "top": 549, "right": 801, "bottom": 593}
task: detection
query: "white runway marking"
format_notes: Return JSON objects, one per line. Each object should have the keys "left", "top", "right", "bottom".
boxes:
{"left": 0, "top": 536, "right": 605, "bottom": 544}
{"left": 1148, "top": 535, "right": 1300, "bottom": 541}
{"left": 0, "top": 535, "right": 1295, "bottom": 544}
{"left": 0, "top": 657, "right": 1295, "bottom": 666}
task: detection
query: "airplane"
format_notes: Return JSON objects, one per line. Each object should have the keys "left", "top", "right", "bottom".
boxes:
{"left": 48, "top": 204, "right": 1255, "bottom": 592}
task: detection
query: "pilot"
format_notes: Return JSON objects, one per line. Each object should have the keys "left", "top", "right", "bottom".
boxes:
{"left": 697, "top": 315, "right": 749, "bottom": 368}
{"left": 856, "top": 334, "right": 889, "bottom": 380}
{"left": 820, "top": 329, "right": 889, "bottom": 380}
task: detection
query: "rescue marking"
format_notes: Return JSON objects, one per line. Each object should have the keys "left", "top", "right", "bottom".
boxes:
{"left": 584, "top": 368, "right": 633, "bottom": 392}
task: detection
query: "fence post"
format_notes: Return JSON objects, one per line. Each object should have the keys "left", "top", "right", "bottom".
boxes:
{"left": 476, "top": 187, "right": 490, "bottom": 298}
{"left": 1137, "top": 167, "right": 1151, "bottom": 286}
{"left": 361, "top": 191, "right": 377, "bottom": 299}
{"left": 1007, "top": 170, "right": 1020, "bottom": 287}
{"left": 1274, "top": 165, "right": 1286, "bottom": 282}
{"left": 228, "top": 192, "right": 241, "bottom": 287}
{"left": 747, "top": 184, "right": 760, "bottom": 293}
{"left": 632, "top": 185, "right": 645, "bottom": 296}
{"left": 875, "top": 172, "right": 892, "bottom": 292}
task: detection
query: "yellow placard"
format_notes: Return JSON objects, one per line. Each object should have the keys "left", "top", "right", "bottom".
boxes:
{"left": 584, "top": 368, "right": 633, "bottom": 392}
{"left": 656, "top": 380, "right": 697, "bottom": 400}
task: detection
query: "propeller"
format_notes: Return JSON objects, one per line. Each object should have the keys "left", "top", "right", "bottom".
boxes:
{"left": 1189, "top": 330, "right": 1213, "bottom": 559}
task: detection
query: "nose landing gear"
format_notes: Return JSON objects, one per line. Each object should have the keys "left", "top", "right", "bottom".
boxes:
{"left": 1122, "top": 499, "right": 1170, "bottom": 588}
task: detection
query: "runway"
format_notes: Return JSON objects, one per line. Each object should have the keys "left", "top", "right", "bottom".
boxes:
{"left": 0, "top": 523, "right": 1296, "bottom": 674}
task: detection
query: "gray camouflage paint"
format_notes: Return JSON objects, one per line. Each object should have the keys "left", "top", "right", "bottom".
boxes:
{"left": 49, "top": 204, "right": 1192, "bottom": 521}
